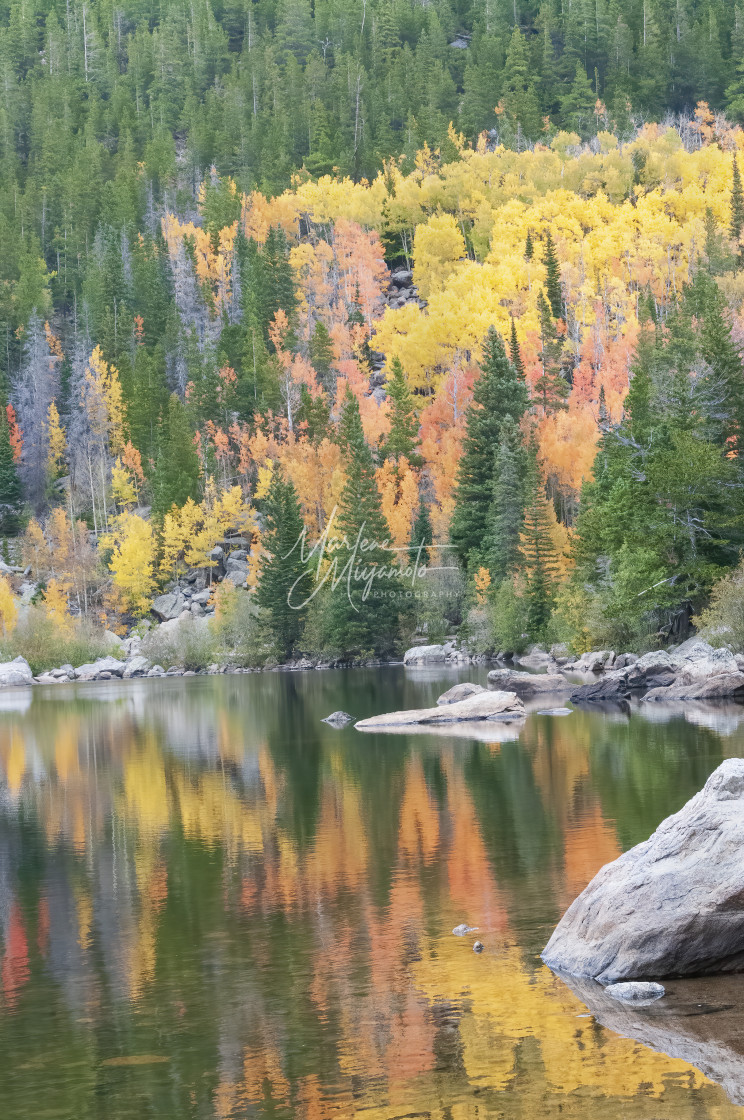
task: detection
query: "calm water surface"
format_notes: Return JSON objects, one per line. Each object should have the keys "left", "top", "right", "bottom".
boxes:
{"left": 0, "top": 666, "right": 743, "bottom": 1119}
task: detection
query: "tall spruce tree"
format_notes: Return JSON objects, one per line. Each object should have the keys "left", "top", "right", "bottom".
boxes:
{"left": 509, "top": 316, "right": 525, "bottom": 380}
{"left": 327, "top": 388, "right": 399, "bottom": 657}
{"left": 534, "top": 291, "right": 568, "bottom": 413}
{"left": 257, "top": 470, "right": 312, "bottom": 658}
{"left": 408, "top": 501, "right": 433, "bottom": 568}
{"left": 544, "top": 230, "right": 563, "bottom": 319}
{"left": 450, "top": 327, "right": 528, "bottom": 569}
{"left": 731, "top": 156, "right": 744, "bottom": 248}
{"left": 151, "top": 395, "right": 201, "bottom": 517}
{"left": 485, "top": 415, "right": 527, "bottom": 582}
{"left": 0, "top": 409, "right": 22, "bottom": 535}
{"left": 383, "top": 357, "right": 420, "bottom": 465}
{"left": 521, "top": 455, "right": 560, "bottom": 637}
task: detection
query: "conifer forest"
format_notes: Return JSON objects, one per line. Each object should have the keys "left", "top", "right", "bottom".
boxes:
{"left": 3, "top": 0, "right": 744, "bottom": 663}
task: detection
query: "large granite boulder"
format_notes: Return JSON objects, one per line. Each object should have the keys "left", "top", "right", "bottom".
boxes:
{"left": 355, "top": 690, "right": 524, "bottom": 729}
{"left": 573, "top": 650, "right": 615, "bottom": 672}
{"left": 542, "top": 759, "right": 744, "bottom": 982}
{"left": 570, "top": 670, "right": 632, "bottom": 703}
{"left": 151, "top": 591, "right": 186, "bottom": 621}
{"left": 487, "top": 667, "right": 570, "bottom": 698}
{"left": 74, "top": 656, "right": 127, "bottom": 681}
{"left": 437, "top": 682, "right": 487, "bottom": 705}
{"left": 671, "top": 640, "right": 739, "bottom": 680}
{"left": 403, "top": 644, "right": 446, "bottom": 665}
{"left": 122, "top": 655, "right": 152, "bottom": 679}
{"left": 643, "top": 672, "right": 744, "bottom": 702}
{"left": 0, "top": 657, "right": 33, "bottom": 687}
{"left": 626, "top": 650, "right": 678, "bottom": 689}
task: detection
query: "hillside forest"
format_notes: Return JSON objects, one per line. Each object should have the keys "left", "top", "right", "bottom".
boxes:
{"left": 4, "top": 0, "right": 744, "bottom": 664}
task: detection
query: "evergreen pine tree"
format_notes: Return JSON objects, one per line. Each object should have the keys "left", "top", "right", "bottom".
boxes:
{"left": 0, "top": 408, "right": 22, "bottom": 535}
{"left": 383, "top": 357, "right": 421, "bottom": 465}
{"left": 450, "top": 327, "right": 528, "bottom": 569}
{"left": 327, "top": 388, "right": 399, "bottom": 657}
{"left": 152, "top": 395, "right": 201, "bottom": 517}
{"left": 256, "top": 470, "right": 312, "bottom": 658}
{"left": 520, "top": 455, "right": 560, "bottom": 637}
{"left": 731, "top": 156, "right": 744, "bottom": 254}
{"left": 524, "top": 231, "right": 534, "bottom": 260}
{"left": 485, "top": 415, "right": 527, "bottom": 582}
{"left": 408, "top": 500, "right": 433, "bottom": 568}
{"left": 534, "top": 291, "right": 568, "bottom": 413}
{"left": 295, "top": 384, "right": 331, "bottom": 444}
{"left": 309, "top": 320, "right": 336, "bottom": 393}
{"left": 509, "top": 316, "right": 525, "bottom": 380}
{"left": 544, "top": 230, "right": 562, "bottom": 319}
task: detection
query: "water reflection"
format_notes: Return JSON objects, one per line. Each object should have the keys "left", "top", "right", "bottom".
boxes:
{"left": 0, "top": 669, "right": 741, "bottom": 1119}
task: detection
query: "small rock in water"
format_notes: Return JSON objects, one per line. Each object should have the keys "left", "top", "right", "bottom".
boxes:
{"left": 322, "top": 711, "right": 354, "bottom": 727}
{"left": 536, "top": 707, "right": 573, "bottom": 716}
{"left": 605, "top": 982, "right": 665, "bottom": 1004}
{"left": 473, "top": 941, "right": 484, "bottom": 953}
{"left": 452, "top": 924, "right": 478, "bottom": 937}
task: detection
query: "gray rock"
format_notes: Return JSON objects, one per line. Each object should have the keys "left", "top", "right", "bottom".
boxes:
{"left": 103, "top": 629, "right": 124, "bottom": 649}
{"left": 626, "top": 650, "right": 678, "bottom": 689}
{"left": 570, "top": 670, "right": 631, "bottom": 703}
{"left": 0, "top": 657, "right": 33, "bottom": 687}
{"left": 122, "top": 655, "right": 152, "bottom": 679}
{"left": 73, "top": 656, "right": 126, "bottom": 681}
{"left": 487, "top": 668, "right": 571, "bottom": 698}
{"left": 437, "top": 682, "right": 487, "bottom": 705}
{"left": 453, "top": 924, "right": 479, "bottom": 936}
{"left": 210, "top": 545, "right": 224, "bottom": 562}
{"left": 191, "top": 588, "right": 212, "bottom": 606}
{"left": 613, "top": 652, "right": 638, "bottom": 669}
{"left": 604, "top": 981, "right": 665, "bottom": 1004}
{"left": 643, "top": 673, "right": 744, "bottom": 702}
{"left": 537, "top": 707, "right": 573, "bottom": 716}
{"left": 403, "top": 644, "right": 446, "bottom": 665}
{"left": 223, "top": 569, "right": 247, "bottom": 587}
{"left": 355, "top": 690, "right": 525, "bottom": 730}
{"left": 190, "top": 602, "right": 204, "bottom": 617}
{"left": 542, "top": 759, "right": 744, "bottom": 981}
{"left": 228, "top": 549, "right": 248, "bottom": 561}
{"left": 225, "top": 556, "right": 248, "bottom": 574}
{"left": 516, "top": 648, "right": 555, "bottom": 669}
{"left": 672, "top": 641, "right": 739, "bottom": 680}
{"left": 151, "top": 591, "right": 186, "bottom": 621}
{"left": 390, "top": 268, "right": 413, "bottom": 287}
{"left": 573, "top": 650, "right": 615, "bottom": 672}
{"left": 147, "top": 665, "right": 165, "bottom": 678}
{"left": 473, "top": 941, "right": 485, "bottom": 953}
{"left": 322, "top": 711, "right": 354, "bottom": 727}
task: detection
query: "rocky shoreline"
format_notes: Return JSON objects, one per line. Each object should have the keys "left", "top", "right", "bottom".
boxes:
{"left": 2, "top": 634, "right": 744, "bottom": 694}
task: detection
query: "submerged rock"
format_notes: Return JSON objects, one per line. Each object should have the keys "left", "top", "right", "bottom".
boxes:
{"left": 437, "top": 682, "right": 487, "bottom": 705}
{"left": 453, "top": 924, "right": 478, "bottom": 936}
{"left": 355, "top": 690, "right": 524, "bottom": 730}
{"left": 487, "top": 668, "right": 570, "bottom": 698}
{"left": 605, "top": 981, "right": 665, "bottom": 1004}
{"left": 0, "top": 657, "right": 33, "bottom": 687}
{"left": 473, "top": 941, "right": 484, "bottom": 953}
{"left": 542, "top": 759, "right": 744, "bottom": 982}
{"left": 322, "top": 711, "right": 354, "bottom": 727}
{"left": 559, "top": 972, "right": 744, "bottom": 1107}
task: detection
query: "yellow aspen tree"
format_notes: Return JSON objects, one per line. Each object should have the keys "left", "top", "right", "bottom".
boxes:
{"left": 0, "top": 576, "right": 18, "bottom": 635}
{"left": 45, "top": 401, "right": 67, "bottom": 479}
{"left": 102, "top": 513, "right": 156, "bottom": 616}
{"left": 44, "top": 578, "right": 73, "bottom": 634}
{"left": 111, "top": 459, "right": 138, "bottom": 507}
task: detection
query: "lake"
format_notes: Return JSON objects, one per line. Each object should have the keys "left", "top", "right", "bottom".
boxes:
{"left": 0, "top": 665, "right": 743, "bottom": 1119}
